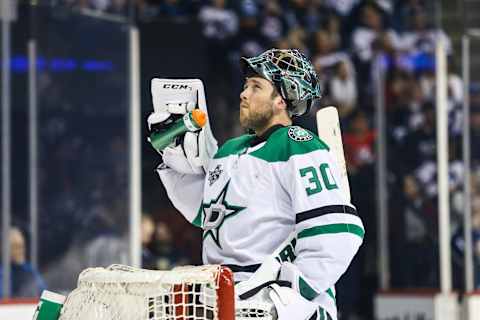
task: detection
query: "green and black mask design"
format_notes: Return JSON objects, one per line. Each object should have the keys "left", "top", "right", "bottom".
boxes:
{"left": 241, "top": 49, "right": 322, "bottom": 117}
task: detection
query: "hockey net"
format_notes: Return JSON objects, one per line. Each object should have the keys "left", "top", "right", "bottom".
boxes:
{"left": 58, "top": 264, "right": 235, "bottom": 320}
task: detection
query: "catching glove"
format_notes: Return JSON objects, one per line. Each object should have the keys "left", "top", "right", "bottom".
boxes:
{"left": 147, "top": 79, "right": 218, "bottom": 174}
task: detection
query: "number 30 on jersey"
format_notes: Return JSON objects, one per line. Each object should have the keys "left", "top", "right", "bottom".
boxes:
{"left": 299, "top": 163, "right": 338, "bottom": 196}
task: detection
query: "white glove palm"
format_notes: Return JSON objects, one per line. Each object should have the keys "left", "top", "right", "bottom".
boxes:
{"left": 162, "top": 132, "right": 204, "bottom": 175}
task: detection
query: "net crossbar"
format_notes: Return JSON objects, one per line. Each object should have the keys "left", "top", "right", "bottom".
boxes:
{"left": 59, "top": 264, "right": 234, "bottom": 320}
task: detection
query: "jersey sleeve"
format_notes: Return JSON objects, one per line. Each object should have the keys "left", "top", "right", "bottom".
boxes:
{"left": 278, "top": 136, "right": 365, "bottom": 299}
{"left": 157, "top": 166, "right": 205, "bottom": 227}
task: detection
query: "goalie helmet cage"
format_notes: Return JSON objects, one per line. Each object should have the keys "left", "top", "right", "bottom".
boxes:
{"left": 58, "top": 264, "right": 234, "bottom": 320}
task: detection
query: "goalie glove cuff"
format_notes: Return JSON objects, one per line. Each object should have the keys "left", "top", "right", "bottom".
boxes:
{"left": 278, "top": 262, "right": 321, "bottom": 302}
{"left": 268, "top": 284, "right": 319, "bottom": 320}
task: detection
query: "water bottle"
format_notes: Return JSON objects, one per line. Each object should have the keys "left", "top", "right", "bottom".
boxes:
{"left": 149, "top": 109, "right": 207, "bottom": 152}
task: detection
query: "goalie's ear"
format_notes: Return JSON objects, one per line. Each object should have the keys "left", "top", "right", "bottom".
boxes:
{"left": 272, "top": 88, "right": 288, "bottom": 113}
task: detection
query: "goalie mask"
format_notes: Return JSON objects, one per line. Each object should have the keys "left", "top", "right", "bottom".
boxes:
{"left": 240, "top": 49, "right": 322, "bottom": 117}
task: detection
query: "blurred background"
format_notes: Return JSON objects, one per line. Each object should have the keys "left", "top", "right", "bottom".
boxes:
{"left": 1, "top": 0, "right": 480, "bottom": 319}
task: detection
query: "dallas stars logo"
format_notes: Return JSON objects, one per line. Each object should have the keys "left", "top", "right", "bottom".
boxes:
{"left": 288, "top": 126, "right": 313, "bottom": 141}
{"left": 201, "top": 180, "right": 246, "bottom": 249}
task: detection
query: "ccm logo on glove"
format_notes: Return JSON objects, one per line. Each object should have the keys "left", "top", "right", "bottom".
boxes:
{"left": 163, "top": 84, "right": 191, "bottom": 90}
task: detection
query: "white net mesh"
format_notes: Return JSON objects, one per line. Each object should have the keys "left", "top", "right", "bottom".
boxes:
{"left": 235, "top": 300, "right": 275, "bottom": 320}
{"left": 59, "top": 264, "right": 230, "bottom": 320}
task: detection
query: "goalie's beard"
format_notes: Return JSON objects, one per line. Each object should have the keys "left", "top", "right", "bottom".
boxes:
{"left": 239, "top": 100, "right": 275, "bottom": 133}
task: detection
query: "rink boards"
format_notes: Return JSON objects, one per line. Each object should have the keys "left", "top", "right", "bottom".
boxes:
{"left": 375, "top": 291, "right": 480, "bottom": 320}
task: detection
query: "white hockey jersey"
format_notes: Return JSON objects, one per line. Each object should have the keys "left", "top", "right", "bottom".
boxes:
{"left": 158, "top": 125, "right": 364, "bottom": 319}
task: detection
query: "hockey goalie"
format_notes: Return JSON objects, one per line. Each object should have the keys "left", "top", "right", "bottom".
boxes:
{"left": 147, "top": 49, "right": 365, "bottom": 320}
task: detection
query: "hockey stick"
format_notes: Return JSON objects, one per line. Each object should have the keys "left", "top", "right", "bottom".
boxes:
{"left": 316, "top": 106, "right": 351, "bottom": 202}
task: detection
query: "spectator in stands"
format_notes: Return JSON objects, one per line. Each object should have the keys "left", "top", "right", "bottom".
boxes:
{"left": 302, "top": 0, "right": 329, "bottom": 34}
{"left": 399, "top": 8, "right": 451, "bottom": 56}
{"left": 399, "top": 101, "right": 436, "bottom": 173}
{"left": 0, "top": 227, "right": 47, "bottom": 298}
{"left": 152, "top": 221, "right": 189, "bottom": 270}
{"left": 259, "top": 0, "right": 287, "bottom": 44}
{"left": 283, "top": 0, "right": 309, "bottom": 30}
{"left": 233, "top": 0, "right": 267, "bottom": 58}
{"left": 413, "top": 76, "right": 458, "bottom": 146}
{"left": 83, "top": 201, "right": 129, "bottom": 267}
{"left": 471, "top": 105, "right": 480, "bottom": 168}
{"left": 446, "top": 62, "right": 463, "bottom": 105}
{"left": 413, "top": 143, "right": 464, "bottom": 202}
{"left": 312, "top": 29, "right": 348, "bottom": 69}
{"left": 285, "top": 26, "right": 309, "bottom": 57}
{"left": 419, "top": 61, "right": 464, "bottom": 138}
{"left": 387, "top": 71, "right": 420, "bottom": 144}
{"left": 351, "top": 3, "right": 399, "bottom": 63}
{"left": 311, "top": 29, "right": 353, "bottom": 100}
{"left": 390, "top": 174, "right": 438, "bottom": 287}
{"left": 343, "top": 110, "right": 375, "bottom": 175}
{"left": 393, "top": 0, "right": 427, "bottom": 32}
{"left": 351, "top": 3, "right": 397, "bottom": 109}
{"left": 329, "top": 60, "right": 357, "bottom": 118}
{"left": 343, "top": 109, "right": 376, "bottom": 189}
{"left": 399, "top": 80, "right": 426, "bottom": 132}
{"left": 324, "top": 0, "right": 360, "bottom": 18}
{"left": 141, "top": 214, "right": 158, "bottom": 269}
{"left": 198, "top": 0, "right": 238, "bottom": 42}
{"left": 452, "top": 196, "right": 480, "bottom": 289}
{"left": 324, "top": 13, "right": 343, "bottom": 50}
{"left": 198, "top": 0, "right": 239, "bottom": 80}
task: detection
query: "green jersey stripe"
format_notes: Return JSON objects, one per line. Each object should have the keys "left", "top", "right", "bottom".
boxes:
{"left": 299, "top": 276, "right": 319, "bottom": 301}
{"left": 192, "top": 207, "right": 203, "bottom": 228}
{"left": 213, "top": 134, "right": 254, "bottom": 159}
{"left": 298, "top": 223, "right": 365, "bottom": 239}
{"left": 326, "top": 288, "right": 336, "bottom": 301}
{"left": 299, "top": 277, "right": 336, "bottom": 304}
{"left": 249, "top": 128, "right": 329, "bottom": 163}
{"left": 213, "top": 126, "right": 329, "bottom": 161}
{"left": 319, "top": 307, "right": 325, "bottom": 320}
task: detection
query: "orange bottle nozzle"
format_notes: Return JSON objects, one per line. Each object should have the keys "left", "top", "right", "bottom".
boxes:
{"left": 191, "top": 109, "right": 207, "bottom": 128}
